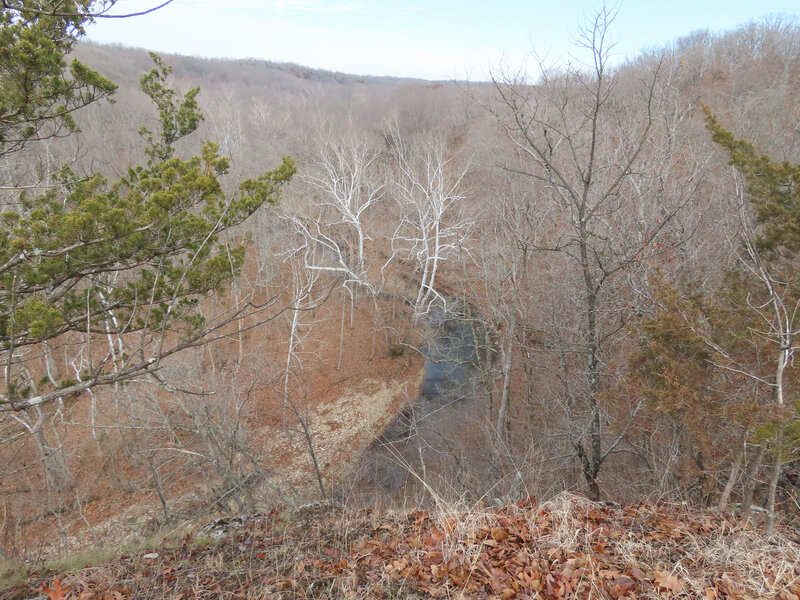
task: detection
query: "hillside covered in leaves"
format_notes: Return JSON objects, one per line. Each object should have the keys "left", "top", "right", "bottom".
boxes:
{"left": 4, "top": 1, "right": 800, "bottom": 586}
{"left": 2, "top": 495, "right": 799, "bottom": 600}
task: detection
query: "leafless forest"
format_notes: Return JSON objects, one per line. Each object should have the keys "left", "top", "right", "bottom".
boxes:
{"left": 2, "top": 14, "right": 800, "bottom": 561}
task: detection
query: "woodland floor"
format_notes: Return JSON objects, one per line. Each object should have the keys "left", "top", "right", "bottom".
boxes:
{"left": 2, "top": 493, "right": 799, "bottom": 600}
{"left": 1, "top": 291, "right": 424, "bottom": 563}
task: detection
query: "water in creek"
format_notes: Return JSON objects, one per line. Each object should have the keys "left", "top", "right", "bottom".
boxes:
{"left": 359, "top": 311, "right": 484, "bottom": 497}
{"left": 419, "top": 312, "right": 477, "bottom": 401}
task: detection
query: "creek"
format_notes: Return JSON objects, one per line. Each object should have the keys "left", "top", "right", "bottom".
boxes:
{"left": 418, "top": 310, "right": 478, "bottom": 403}
{"left": 362, "top": 310, "right": 484, "bottom": 495}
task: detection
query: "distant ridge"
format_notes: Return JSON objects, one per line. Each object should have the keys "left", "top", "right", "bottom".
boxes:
{"left": 75, "top": 40, "right": 440, "bottom": 85}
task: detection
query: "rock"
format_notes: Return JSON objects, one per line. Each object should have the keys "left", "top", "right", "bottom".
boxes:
{"left": 201, "top": 514, "right": 266, "bottom": 540}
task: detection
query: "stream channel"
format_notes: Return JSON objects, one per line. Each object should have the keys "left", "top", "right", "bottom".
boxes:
{"left": 365, "top": 310, "right": 483, "bottom": 492}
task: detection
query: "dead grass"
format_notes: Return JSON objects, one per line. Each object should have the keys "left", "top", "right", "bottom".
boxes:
{"left": 2, "top": 495, "right": 798, "bottom": 599}
{"left": 0, "top": 290, "right": 423, "bottom": 565}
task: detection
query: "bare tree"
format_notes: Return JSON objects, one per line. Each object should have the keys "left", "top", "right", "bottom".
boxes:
{"left": 286, "top": 134, "right": 389, "bottom": 365}
{"left": 388, "top": 127, "right": 472, "bottom": 318}
{"left": 291, "top": 136, "right": 385, "bottom": 301}
{"left": 486, "top": 6, "right": 696, "bottom": 499}
{"left": 280, "top": 245, "right": 330, "bottom": 430}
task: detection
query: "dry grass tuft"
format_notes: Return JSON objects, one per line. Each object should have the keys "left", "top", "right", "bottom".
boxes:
{"left": 2, "top": 497, "right": 799, "bottom": 599}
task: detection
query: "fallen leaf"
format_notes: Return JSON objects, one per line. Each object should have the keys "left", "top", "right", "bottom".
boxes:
{"left": 42, "top": 578, "right": 70, "bottom": 600}
{"left": 601, "top": 569, "right": 619, "bottom": 580}
{"left": 610, "top": 576, "right": 637, "bottom": 599}
{"left": 492, "top": 527, "right": 509, "bottom": 542}
{"left": 719, "top": 573, "right": 745, "bottom": 598}
{"left": 654, "top": 570, "right": 683, "bottom": 594}
{"left": 630, "top": 566, "right": 647, "bottom": 584}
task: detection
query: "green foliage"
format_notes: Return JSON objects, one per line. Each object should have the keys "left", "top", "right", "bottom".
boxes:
{"left": 0, "top": 7, "right": 296, "bottom": 410}
{"left": 138, "top": 52, "right": 203, "bottom": 163}
{"left": 0, "top": 136, "right": 294, "bottom": 345}
{"left": 754, "top": 402, "right": 800, "bottom": 461}
{"left": 0, "top": 1, "right": 117, "bottom": 157}
{"left": 636, "top": 108, "right": 800, "bottom": 463}
{"left": 628, "top": 276, "right": 759, "bottom": 453}
{"left": 704, "top": 106, "right": 800, "bottom": 254}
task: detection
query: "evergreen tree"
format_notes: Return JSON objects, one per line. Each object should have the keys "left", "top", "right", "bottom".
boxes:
{"left": 631, "top": 109, "right": 800, "bottom": 532}
{"left": 705, "top": 108, "right": 800, "bottom": 534}
{"left": 0, "top": 2, "right": 295, "bottom": 412}
{"left": 0, "top": 1, "right": 117, "bottom": 157}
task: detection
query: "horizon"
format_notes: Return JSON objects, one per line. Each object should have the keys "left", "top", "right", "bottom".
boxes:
{"left": 86, "top": 0, "right": 800, "bottom": 81}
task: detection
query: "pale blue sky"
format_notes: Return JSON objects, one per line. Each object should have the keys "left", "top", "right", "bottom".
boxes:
{"left": 86, "top": 0, "right": 800, "bottom": 80}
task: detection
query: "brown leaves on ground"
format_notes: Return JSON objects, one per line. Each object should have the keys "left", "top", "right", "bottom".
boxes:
{"left": 41, "top": 578, "right": 70, "bottom": 600}
{"left": 3, "top": 495, "right": 799, "bottom": 599}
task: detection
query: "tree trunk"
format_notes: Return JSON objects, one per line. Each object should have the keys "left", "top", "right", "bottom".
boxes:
{"left": 337, "top": 292, "right": 346, "bottom": 371}
{"left": 581, "top": 222, "right": 603, "bottom": 502}
{"left": 576, "top": 440, "right": 601, "bottom": 502}
{"left": 294, "top": 406, "right": 326, "bottom": 500}
{"left": 740, "top": 444, "right": 766, "bottom": 514}
{"left": 717, "top": 457, "right": 740, "bottom": 512}
{"left": 147, "top": 454, "right": 170, "bottom": 523}
{"left": 350, "top": 287, "right": 356, "bottom": 329}
{"left": 283, "top": 303, "right": 300, "bottom": 433}
{"left": 497, "top": 331, "right": 514, "bottom": 447}
{"left": 765, "top": 454, "right": 782, "bottom": 538}
{"left": 587, "top": 474, "right": 600, "bottom": 502}
{"left": 12, "top": 407, "right": 72, "bottom": 498}
{"left": 32, "top": 422, "right": 71, "bottom": 495}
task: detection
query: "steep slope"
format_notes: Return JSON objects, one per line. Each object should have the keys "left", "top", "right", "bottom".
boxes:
{"left": 2, "top": 495, "right": 799, "bottom": 599}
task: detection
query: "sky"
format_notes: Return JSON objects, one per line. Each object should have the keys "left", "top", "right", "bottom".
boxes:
{"left": 86, "top": 0, "right": 800, "bottom": 81}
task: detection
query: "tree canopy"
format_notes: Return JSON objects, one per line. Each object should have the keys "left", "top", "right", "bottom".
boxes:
{"left": 0, "top": 1, "right": 118, "bottom": 158}
{"left": 0, "top": 1, "right": 295, "bottom": 412}
{"left": 628, "top": 109, "right": 800, "bottom": 531}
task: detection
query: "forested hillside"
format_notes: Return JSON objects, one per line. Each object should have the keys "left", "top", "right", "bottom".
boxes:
{"left": 1, "top": 4, "right": 800, "bottom": 582}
